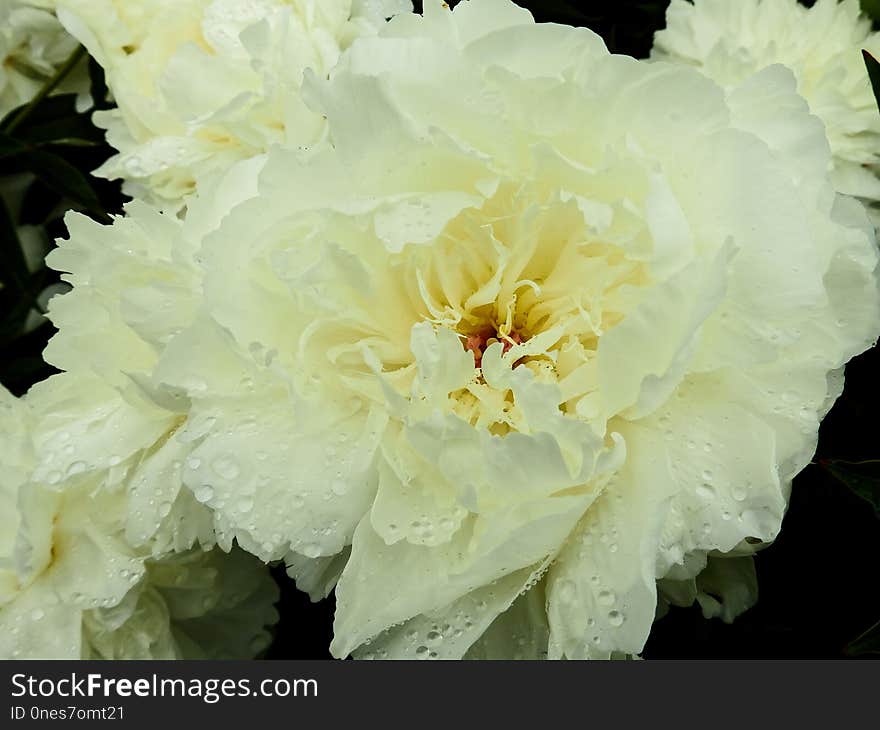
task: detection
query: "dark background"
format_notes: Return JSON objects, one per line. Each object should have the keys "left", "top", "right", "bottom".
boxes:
{"left": 2, "top": 0, "right": 878, "bottom": 660}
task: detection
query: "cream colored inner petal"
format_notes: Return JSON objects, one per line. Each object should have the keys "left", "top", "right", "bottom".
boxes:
{"left": 404, "top": 184, "right": 652, "bottom": 431}
{"left": 288, "top": 182, "right": 654, "bottom": 436}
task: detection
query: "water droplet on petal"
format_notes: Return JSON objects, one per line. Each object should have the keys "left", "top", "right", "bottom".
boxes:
{"left": 300, "top": 543, "right": 322, "bottom": 559}
{"left": 194, "top": 484, "right": 215, "bottom": 503}
{"left": 237, "top": 496, "right": 254, "bottom": 513}
{"left": 557, "top": 579, "right": 576, "bottom": 604}
{"left": 696, "top": 483, "right": 715, "bottom": 499}
{"left": 212, "top": 455, "right": 240, "bottom": 480}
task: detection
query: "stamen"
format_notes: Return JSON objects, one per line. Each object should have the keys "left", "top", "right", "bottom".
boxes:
{"left": 463, "top": 326, "right": 525, "bottom": 367}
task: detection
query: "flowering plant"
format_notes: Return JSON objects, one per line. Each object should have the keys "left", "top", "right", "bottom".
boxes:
{"left": 2, "top": 0, "right": 880, "bottom": 660}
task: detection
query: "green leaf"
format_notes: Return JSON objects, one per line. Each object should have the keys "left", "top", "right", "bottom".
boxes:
{"left": 0, "top": 47, "right": 86, "bottom": 134}
{"left": 862, "top": 50, "right": 880, "bottom": 115}
{"left": 19, "top": 117, "right": 104, "bottom": 148}
{"left": 19, "top": 178, "right": 62, "bottom": 226}
{"left": 820, "top": 459, "right": 880, "bottom": 514}
{"left": 845, "top": 618, "right": 880, "bottom": 657}
{"left": 0, "top": 95, "right": 102, "bottom": 148}
{"left": 21, "top": 149, "right": 108, "bottom": 219}
{"left": 0, "top": 131, "right": 27, "bottom": 160}
{"left": 0, "top": 93, "right": 76, "bottom": 130}
{"left": 0, "top": 195, "right": 29, "bottom": 296}
{"left": 861, "top": 0, "right": 880, "bottom": 24}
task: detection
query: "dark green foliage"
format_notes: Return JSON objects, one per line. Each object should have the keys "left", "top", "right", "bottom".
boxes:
{"left": 864, "top": 50, "right": 880, "bottom": 115}
{"left": 862, "top": 0, "right": 880, "bottom": 24}
{"left": 846, "top": 618, "right": 880, "bottom": 656}
{"left": 821, "top": 459, "right": 880, "bottom": 515}
{"left": 0, "top": 48, "right": 125, "bottom": 396}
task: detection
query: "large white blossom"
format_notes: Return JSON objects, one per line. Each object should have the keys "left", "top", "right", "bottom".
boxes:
{"left": 42, "top": 161, "right": 266, "bottom": 554}
{"left": 0, "top": 0, "right": 86, "bottom": 119}
{"left": 45, "top": 0, "right": 880, "bottom": 659}
{"left": 55, "top": 0, "right": 412, "bottom": 208}
{"left": 652, "top": 0, "right": 880, "bottom": 203}
{"left": 0, "top": 379, "right": 279, "bottom": 659}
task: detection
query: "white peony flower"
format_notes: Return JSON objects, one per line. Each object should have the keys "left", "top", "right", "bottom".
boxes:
{"left": 55, "top": 0, "right": 413, "bottom": 208}
{"left": 43, "top": 159, "right": 268, "bottom": 551}
{"left": 46, "top": 0, "right": 880, "bottom": 659}
{"left": 0, "top": 0, "right": 86, "bottom": 120}
{"left": 652, "top": 0, "right": 880, "bottom": 203}
{"left": 0, "top": 379, "right": 279, "bottom": 659}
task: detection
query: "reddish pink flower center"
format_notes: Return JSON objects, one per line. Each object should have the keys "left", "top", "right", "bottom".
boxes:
{"left": 464, "top": 327, "right": 523, "bottom": 367}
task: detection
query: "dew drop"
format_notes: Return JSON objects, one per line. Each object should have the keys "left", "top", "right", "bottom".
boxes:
{"left": 194, "top": 484, "right": 215, "bottom": 503}
{"left": 237, "top": 496, "right": 254, "bottom": 513}
{"left": 300, "top": 543, "right": 322, "bottom": 559}
{"left": 425, "top": 630, "right": 443, "bottom": 647}
{"left": 212, "top": 455, "right": 240, "bottom": 480}
{"left": 557, "top": 580, "right": 576, "bottom": 604}
{"left": 696, "top": 483, "right": 715, "bottom": 499}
